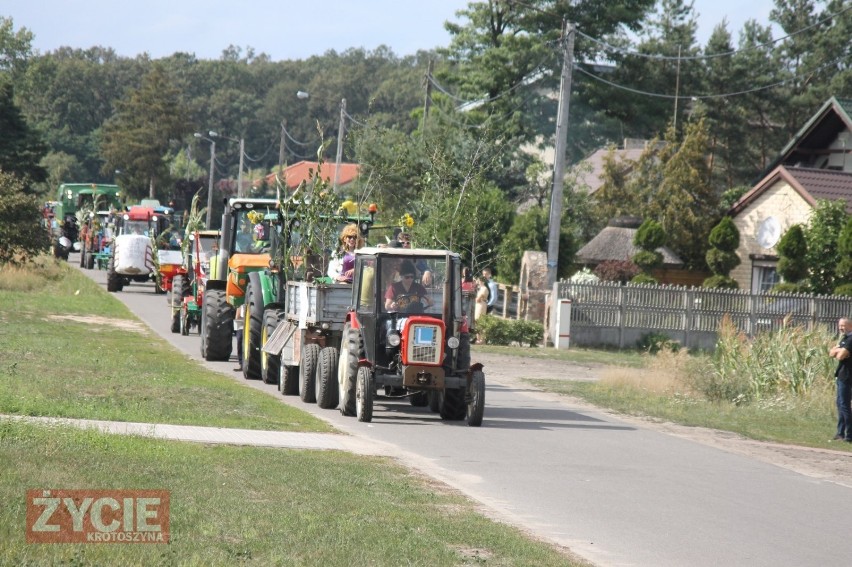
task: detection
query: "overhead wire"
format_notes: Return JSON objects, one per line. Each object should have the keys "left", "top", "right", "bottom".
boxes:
{"left": 573, "top": 53, "right": 847, "bottom": 100}
{"left": 574, "top": 4, "right": 851, "bottom": 62}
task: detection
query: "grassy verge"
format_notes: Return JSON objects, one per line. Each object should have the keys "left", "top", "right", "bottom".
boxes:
{"left": 472, "top": 344, "right": 646, "bottom": 368}
{"left": 525, "top": 348, "right": 844, "bottom": 451}
{"left": 0, "top": 420, "right": 583, "bottom": 566}
{"left": 0, "top": 258, "right": 330, "bottom": 432}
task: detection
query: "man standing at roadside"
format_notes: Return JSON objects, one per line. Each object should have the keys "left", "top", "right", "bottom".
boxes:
{"left": 829, "top": 317, "right": 852, "bottom": 443}
{"left": 483, "top": 267, "right": 498, "bottom": 314}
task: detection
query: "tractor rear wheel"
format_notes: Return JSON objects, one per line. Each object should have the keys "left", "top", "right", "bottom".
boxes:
{"left": 299, "top": 343, "right": 321, "bottom": 403}
{"left": 202, "top": 289, "right": 234, "bottom": 361}
{"left": 106, "top": 255, "right": 121, "bottom": 293}
{"left": 338, "top": 323, "right": 359, "bottom": 416}
{"left": 315, "top": 346, "right": 339, "bottom": 409}
{"left": 261, "top": 309, "right": 284, "bottom": 385}
{"left": 241, "top": 275, "right": 264, "bottom": 380}
{"left": 356, "top": 366, "right": 374, "bottom": 422}
{"left": 466, "top": 370, "right": 485, "bottom": 427}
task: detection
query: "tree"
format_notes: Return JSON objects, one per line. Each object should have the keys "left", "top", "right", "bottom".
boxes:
{"left": 632, "top": 218, "right": 665, "bottom": 283}
{"left": 0, "top": 16, "right": 33, "bottom": 78}
{"left": 834, "top": 217, "right": 852, "bottom": 293}
{"left": 642, "top": 118, "right": 718, "bottom": 268}
{"left": 803, "top": 199, "right": 848, "bottom": 294}
{"left": 496, "top": 206, "right": 575, "bottom": 285}
{"left": 0, "top": 170, "right": 49, "bottom": 265}
{"left": 775, "top": 223, "right": 808, "bottom": 289}
{"left": 0, "top": 78, "right": 47, "bottom": 189}
{"left": 100, "top": 64, "right": 192, "bottom": 201}
{"left": 703, "top": 216, "right": 741, "bottom": 288}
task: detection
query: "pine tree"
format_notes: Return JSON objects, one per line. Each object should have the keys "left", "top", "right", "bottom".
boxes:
{"left": 703, "top": 216, "right": 740, "bottom": 288}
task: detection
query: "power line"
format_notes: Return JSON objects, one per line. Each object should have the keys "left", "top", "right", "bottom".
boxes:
{"left": 243, "top": 140, "right": 277, "bottom": 163}
{"left": 575, "top": 5, "right": 851, "bottom": 62}
{"left": 284, "top": 128, "right": 312, "bottom": 146}
{"left": 342, "top": 109, "right": 368, "bottom": 128}
{"left": 573, "top": 54, "right": 846, "bottom": 100}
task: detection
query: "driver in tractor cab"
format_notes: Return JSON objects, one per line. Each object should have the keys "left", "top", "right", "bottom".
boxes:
{"left": 384, "top": 260, "right": 433, "bottom": 312}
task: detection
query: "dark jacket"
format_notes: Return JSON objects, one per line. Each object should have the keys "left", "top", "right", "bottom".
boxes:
{"left": 836, "top": 332, "right": 852, "bottom": 381}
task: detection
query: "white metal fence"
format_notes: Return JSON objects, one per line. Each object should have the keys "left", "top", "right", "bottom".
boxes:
{"left": 479, "top": 281, "right": 852, "bottom": 350}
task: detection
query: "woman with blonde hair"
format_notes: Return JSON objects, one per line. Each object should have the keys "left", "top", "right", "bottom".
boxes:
{"left": 328, "top": 223, "right": 362, "bottom": 283}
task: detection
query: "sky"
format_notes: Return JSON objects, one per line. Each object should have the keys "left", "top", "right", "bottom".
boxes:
{"left": 4, "top": 0, "right": 779, "bottom": 62}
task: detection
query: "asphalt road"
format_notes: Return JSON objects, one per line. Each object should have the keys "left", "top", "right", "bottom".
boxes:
{"left": 75, "top": 257, "right": 852, "bottom": 567}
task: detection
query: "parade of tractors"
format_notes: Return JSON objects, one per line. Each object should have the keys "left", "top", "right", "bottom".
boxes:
{"left": 47, "top": 181, "right": 486, "bottom": 427}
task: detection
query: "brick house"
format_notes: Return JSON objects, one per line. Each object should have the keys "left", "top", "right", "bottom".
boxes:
{"left": 728, "top": 97, "right": 852, "bottom": 293}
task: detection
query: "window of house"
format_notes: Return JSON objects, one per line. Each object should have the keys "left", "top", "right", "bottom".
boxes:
{"left": 752, "top": 262, "right": 780, "bottom": 294}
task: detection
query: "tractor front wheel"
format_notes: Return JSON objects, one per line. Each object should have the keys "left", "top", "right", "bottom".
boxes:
{"left": 338, "top": 323, "right": 359, "bottom": 416}
{"left": 466, "top": 370, "right": 485, "bottom": 427}
{"left": 241, "top": 275, "right": 264, "bottom": 380}
{"left": 356, "top": 366, "right": 374, "bottom": 423}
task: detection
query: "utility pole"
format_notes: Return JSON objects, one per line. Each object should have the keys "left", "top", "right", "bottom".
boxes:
{"left": 422, "top": 59, "right": 434, "bottom": 130}
{"left": 546, "top": 21, "right": 575, "bottom": 288}
{"left": 237, "top": 138, "right": 245, "bottom": 197}
{"left": 333, "top": 98, "right": 346, "bottom": 192}
{"left": 279, "top": 119, "right": 287, "bottom": 178}
{"left": 205, "top": 140, "right": 215, "bottom": 228}
{"left": 673, "top": 45, "right": 681, "bottom": 134}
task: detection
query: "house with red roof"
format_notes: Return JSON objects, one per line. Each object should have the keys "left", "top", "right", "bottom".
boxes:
{"left": 254, "top": 161, "right": 360, "bottom": 193}
{"left": 728, "top": 97, "right": 852, "bottom": 293}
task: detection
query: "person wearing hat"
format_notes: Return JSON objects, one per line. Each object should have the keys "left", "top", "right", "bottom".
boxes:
{"left": 384, "top": 260, "right": 433, "bottom": 312}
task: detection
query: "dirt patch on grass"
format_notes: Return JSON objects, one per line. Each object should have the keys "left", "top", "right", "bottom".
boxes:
{"left": 48, "top": 314, "right": 147, "bottom": 334}
{"left": 475, "top": 350, "right": 852, "bottom": 490}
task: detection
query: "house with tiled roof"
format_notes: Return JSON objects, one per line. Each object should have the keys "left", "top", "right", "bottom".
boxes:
{"left": 728, "top": 97, "right": 852, "bottom": 292}
{"left": 254, "top": 161, "right": 360, "bottom": 193}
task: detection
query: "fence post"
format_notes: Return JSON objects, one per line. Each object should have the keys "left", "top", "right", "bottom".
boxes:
{"left": 618, "top": 285, "right": 625, "bottom": 349}
{"left": 684, "top": 287, "right": 693, "bottom": 349}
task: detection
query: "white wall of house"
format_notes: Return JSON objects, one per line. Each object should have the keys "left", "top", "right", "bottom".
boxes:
{"left": 731, "top": 179, "right": 813, "bottom": 292}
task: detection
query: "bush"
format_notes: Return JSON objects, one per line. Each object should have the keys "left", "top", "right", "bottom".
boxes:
{"left": 688, "top": 314, "right": 835, "bottom": 404}
{"left": 0, "top": 171, "right": 50, "bottom": 266}
{"left": 705, "top": 248, "right": 740, "bottom": 276}
{"left": 834, "top": 283, "right": 852, "bottom": 297}
{"left": 594, "top": 260, "right": 639, "bottom": 283}
{"left": 476, "top": 315, "right": 543, "bottom": 347}
{"left": 702, "top": 274, "right": 739, "bottom": 289}
{"left": 632, "top": 250, "right": 663, "bottom": 272}
{"left": 636, "top": 332, "right": 680, "bottom": 354}
{"left": 630, "top": 273, "right": 658, "bottom": 285}
{"left": 770, "top": 281, "right": 806, "bottom": 294}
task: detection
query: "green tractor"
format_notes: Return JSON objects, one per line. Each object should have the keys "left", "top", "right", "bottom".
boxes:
{"left": 201, "top": 198, "right": 278, "bottom": 362}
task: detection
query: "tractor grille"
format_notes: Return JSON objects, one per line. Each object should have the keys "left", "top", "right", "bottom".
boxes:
{"left": 407, "top": 324, "right": 441, "bottom": 365}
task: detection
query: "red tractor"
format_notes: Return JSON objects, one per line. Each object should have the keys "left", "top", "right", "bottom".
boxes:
{"left": 336, "top": 247, "right": 485, "bottom": 426}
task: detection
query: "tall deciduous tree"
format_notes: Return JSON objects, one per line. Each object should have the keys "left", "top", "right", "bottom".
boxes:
{"left": 0, "top": 170, "right": 49, "bottom": 265}
{"left": 0, "top": 78, "right": 47, "bottom": 189}
{"left": 803, "top": 199, "right": 848, "bottom": 294}
{"left": 100, "top": 64, "right": 192, "bottom": 201}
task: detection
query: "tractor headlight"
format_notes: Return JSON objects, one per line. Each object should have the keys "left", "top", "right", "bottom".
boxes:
{"left": 447, "top": 336, "right": 460, "bottom": 349}
{"left": 387, "top": 331, "right": 401, "bottom": 347}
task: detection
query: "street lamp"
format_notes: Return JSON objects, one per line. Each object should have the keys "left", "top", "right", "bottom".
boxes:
{"left": 209, "top": 131, "right": 246, "bottom": 198}
{"left": 193, "top": 133, "right": 216, "bottom": 228}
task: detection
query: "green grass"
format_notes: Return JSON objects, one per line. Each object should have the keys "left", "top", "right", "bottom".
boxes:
{"left": 0, "top": 259, "right": 330, "bottom": 432}
{"left": 0, "top": 420, "right": 583, "bottom": 567}
{"left": 472, "top": 344, "right": 646, "bottom": 368}
{"left": 525, "top": 355, "right": 843, "bottom": 451}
